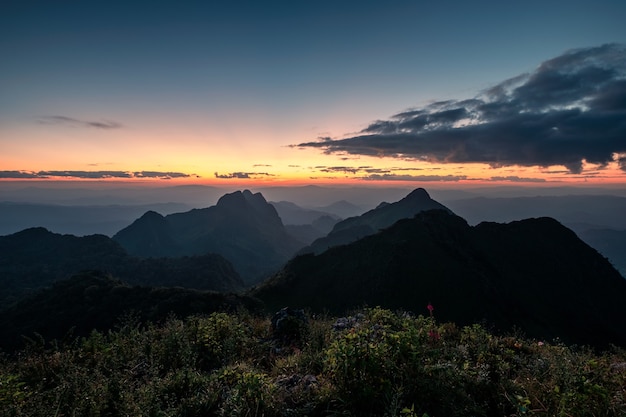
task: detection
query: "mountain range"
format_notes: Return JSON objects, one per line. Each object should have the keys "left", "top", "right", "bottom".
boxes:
{"left": 445, "top": 195, "right": 626, "bottom": 276}
{"left": 0, "top": 227, "right": 243, "bottom": 307}
{"left": 300, "top": 188, "right": 452, "bottom": 255}
{"left": 0, "top": 270, "right": 260, "bottom": 352}
{"left": 1, "top": 187, "right": 625, "bottom": 350}
{"left": 113, "top": 190, "right": 303, "bottom": 284}
{"left": 254, "top": 209, "right": 626, "bottom": 348}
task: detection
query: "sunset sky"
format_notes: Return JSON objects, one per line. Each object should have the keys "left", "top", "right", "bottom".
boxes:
{"left": 2, "top": 0, "right": 626, "bottom": 187}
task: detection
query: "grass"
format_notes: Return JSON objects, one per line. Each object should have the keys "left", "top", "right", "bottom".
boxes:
{"left": 1, "top": 307, "right": 624, "bottom": 416}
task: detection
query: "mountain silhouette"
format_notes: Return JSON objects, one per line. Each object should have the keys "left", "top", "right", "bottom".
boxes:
{"left": 254, "top": 210, "right": 626, "bottom": 348}
{"left": 114, "top": 190, "right": 303, "bottom": 284}
{"left": 0, "top": 227, "right": 243, "bottom": 306}
{"left": 300, "top": 188, "right": 453, "bottom": 255}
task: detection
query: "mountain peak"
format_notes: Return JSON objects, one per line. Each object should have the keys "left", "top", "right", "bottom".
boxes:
{"left": 115, "top": 189, "right": 301, "bottom": 284}
{"left": 140, "top": 210, "right": 165, "bottom": 220}
{"left": 301, "top": 188, "right": 453, "bottom": 255}
{"left": 404, "top": 187, "right": 431, "bottom": 200}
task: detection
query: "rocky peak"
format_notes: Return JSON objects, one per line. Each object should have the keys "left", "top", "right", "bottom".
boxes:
{"left": 403, "top": 187, "right": 431, "bottom": 201}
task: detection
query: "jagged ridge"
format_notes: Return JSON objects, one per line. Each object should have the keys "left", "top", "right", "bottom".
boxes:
{"left": 114, "top": 190, "right": 304, "bottom": 284}
{"left": 254, "top": 210, "right": 626, "bottom": 348}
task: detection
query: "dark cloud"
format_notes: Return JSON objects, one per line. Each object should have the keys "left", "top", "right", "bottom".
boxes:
{"left": 37, "top": 116, "right": 122, "bottom": 129}
{"left": 319, "top": 166, "right": 361, "bottom": 174}
{"left": 214, "top": 172, "right": 274, "bottom": 179}
{"left": 0, "top": 170, "right": 192, "bottom": 179}
{"left": 618, "top": 154, "right": 626, "bottom": 171}
{"left": 489, "top": 176, "right": 547, "bottom": 183}
{"left": 296, "top": 44, "right": 626, "bottom": 174}
{"left": 313, "top": 166, "right": 419, "bottom": 175}
{"left": 133, "top": 171, "right": 192, "bottom": 179}
{"left": 312, "top": 166, "right": 460, "bottom": 182}
{"left": 362, "top": 174, "right": 467, "bottom": 182}
{"left": 38, "top": 171, "right": 133, "bottom": 179}
{"left": 0, "top": 171, "right": 42, "bottom": 179}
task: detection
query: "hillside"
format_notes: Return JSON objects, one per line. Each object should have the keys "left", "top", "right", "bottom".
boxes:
{"left": 575, "top": 228, "right": 626, "bottom": 277}
{"left": 114, "top": 190, "right": 303, "bottom": 284}
{"left": 300, "top": 187, "right": 452, "bottom": 255}
{"left": 0, "top": 270, "right": 261, "bottom": 352}
{"left": 0, "top": 227, "right": 243, "bottom": 307}
{"left": 254, "top": 210, "right": 626, "bottom": 348}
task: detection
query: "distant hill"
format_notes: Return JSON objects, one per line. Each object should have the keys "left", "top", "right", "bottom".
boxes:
{"left": 0, "top": 271, "right": 261, "bottom": 352}
{"left": 300, "top": 188, "right": 452, "bottom": 255}
{"left": 270, "top": 200, "right": 340, "bottom": 227}
{"left": 443, "top": 194, "right": 626, "bottom": 279}
{"left": 0, "top": 227, "right": 244, "bottom": 307}
{"left": 114, "top": 190, "right": 304, "bottom": 284}
{"left": 256, "top": 185, "right": 411, "bottom": 209}
{"left": 445, "top": 195, "right": 626, "bottom": 230}
{"left": 312, "top": 200, "right": 366, "bottom": 219}
{"left": 0, "top": 202, "right": 191, "bottom": 236}
{"left": 271, "top": 201, "right": 340, "bottom": 245}
{"left": 254, "top": 210, "right": 626, "bottom": 348}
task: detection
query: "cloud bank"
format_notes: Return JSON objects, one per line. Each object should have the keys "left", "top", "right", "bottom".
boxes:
{"left": 296, "top": 44, "right": 626, "bottom": 174}
{"left": 0, "top": 171, "right": 192, "bottom": 180}
{"left": 214, "top": 172, "right": 274, "bottom": 179}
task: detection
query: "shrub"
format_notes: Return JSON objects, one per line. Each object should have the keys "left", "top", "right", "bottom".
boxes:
{"left": 216, "top": 364, "right": 279, "bottom": 417}
{"left": 195, "top": 312, "right": 252, "bottom": 370}
{"left": 0, "top": 307, "right": 624, "bottom": 417}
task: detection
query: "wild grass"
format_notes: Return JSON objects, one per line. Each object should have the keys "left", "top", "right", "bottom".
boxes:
{"left": 1, "top": 307, "right": 624, "bottom": 416}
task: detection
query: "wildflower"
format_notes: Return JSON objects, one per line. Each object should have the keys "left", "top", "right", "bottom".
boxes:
{"left": 427, "top": 303, "right": 434, "bottom": 316}
{"left": 428, "top": 329, "right": 440, "bottom": 341}
{"left": 538, "top": 341, "right": 544, "bottom": 346}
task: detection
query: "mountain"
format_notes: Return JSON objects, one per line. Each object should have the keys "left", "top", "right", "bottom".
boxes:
{"left": 253, "top": 210, "right": 626, "bottom": 348}
{"left": 0, "top": 227, "right": 244, "bottom": 307}
{"left": 256, "top": 185, "right": 411, "bottom": 209}
{"left": 443, "top": 194, "right": 626, "bottom": 279}
{"left": 312, "top": 200, "right": 366, "bottom": 219}
{"left": 0, "top": 270, "right": 261, "bottom": 352}
{"left": 270, "top": 201, "right": 340, "bottom": 245}
{"left": 300, "top": 188, "right": 453, "bottom": 255}
{"left": 114, "top": 190, "right": 304, "bottom": 284}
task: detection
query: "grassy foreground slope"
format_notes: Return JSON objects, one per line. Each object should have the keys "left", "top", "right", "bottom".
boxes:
{"left": 1, "top": 308, "right": 624, "bottom": 417}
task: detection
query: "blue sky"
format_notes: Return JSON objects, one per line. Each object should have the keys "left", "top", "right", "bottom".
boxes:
{"left": 1, "top": 0, "right": 625, "bottom": 184}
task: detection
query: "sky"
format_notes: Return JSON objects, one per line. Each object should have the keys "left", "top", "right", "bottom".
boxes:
{"left": 1, "top": 0, "right": 626, "bottom": 187}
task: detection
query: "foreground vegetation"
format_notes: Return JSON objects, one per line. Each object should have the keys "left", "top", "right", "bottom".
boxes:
{"left": 1, "top": 307, "right": 624, "bottom": 416}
